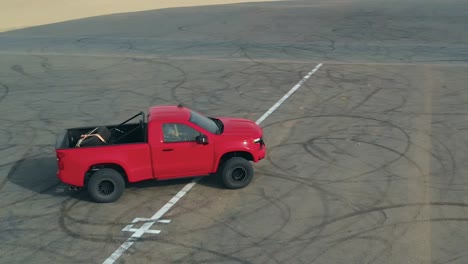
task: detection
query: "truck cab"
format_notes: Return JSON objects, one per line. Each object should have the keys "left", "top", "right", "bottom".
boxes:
{"left": 55, "top": 105, "right": 266, "bottom": 202}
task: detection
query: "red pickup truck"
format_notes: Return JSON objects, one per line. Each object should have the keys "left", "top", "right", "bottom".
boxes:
{"left": 55, "top": 105, "right": 266, "bottom": 203}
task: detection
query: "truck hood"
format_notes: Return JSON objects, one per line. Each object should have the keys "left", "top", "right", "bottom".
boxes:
{"left": 218, "top": 117, "right": 262, "bottom": 138}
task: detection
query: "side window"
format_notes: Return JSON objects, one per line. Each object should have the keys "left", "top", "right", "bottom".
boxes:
{"left": 163, "top": 123, "right": 201, "bottom": 143}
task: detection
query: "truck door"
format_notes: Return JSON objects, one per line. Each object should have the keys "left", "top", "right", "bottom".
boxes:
{"left": 152, "top": 122, "right": 214, "bottom": 179}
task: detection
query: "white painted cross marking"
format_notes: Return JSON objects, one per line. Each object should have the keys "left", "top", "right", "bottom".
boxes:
{"left": 102, "top": 180, "right": 198, "bottom": 264}
{"left": 122, "top": 226, "right": 161, "bottom": 234}
{"left": 102, "top": 63, "right": 323, "bottom": 264}
{"left": 120, "top": 218, "right": 172, "bottom": 235}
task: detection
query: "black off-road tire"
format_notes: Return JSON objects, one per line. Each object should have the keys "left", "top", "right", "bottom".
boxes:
{"left": 87, "top": 168, "right": 125, "bottom": 203}
{"left": 79, "top": 126, "right": 111, "bottom": 147}
{"left": 219, "top": 157, "right": 254, "bottom": 189}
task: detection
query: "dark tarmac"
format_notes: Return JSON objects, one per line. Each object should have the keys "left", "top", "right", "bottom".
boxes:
{"left": 1, "top": 0, "right": 468, "bottom": 263}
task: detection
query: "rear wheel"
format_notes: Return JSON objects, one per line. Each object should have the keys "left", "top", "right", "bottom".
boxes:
{"left": 87, "top": 168, "right": 125, "bottom": 203}
{"left": 219, "top": 157, "right": 254, "bottom": 189}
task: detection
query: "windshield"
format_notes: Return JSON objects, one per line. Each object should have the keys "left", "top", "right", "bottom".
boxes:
{"left": 189, "top": 111, "right": 221, "bottom": 134}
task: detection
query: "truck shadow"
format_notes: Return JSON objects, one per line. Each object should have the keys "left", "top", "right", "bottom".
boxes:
{"left": 7, "top": 156, "right": 223, "bottom": 201}
{"left": 7, "top": 156, "right": 73, "bottom": 198}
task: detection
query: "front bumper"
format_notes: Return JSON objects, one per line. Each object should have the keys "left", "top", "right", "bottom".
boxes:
{"left": 256, "top": 138, "right": 266, "bottom": 161}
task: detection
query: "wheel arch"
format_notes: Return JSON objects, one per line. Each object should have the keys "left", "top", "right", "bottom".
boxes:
{"left": 216, "top": 151, "right": 254, "bottom": 171}
{"left": 85, "top": 163, "right": 129, "bottom": 185}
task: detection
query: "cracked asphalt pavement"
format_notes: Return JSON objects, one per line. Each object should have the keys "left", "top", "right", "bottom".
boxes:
{"left": 1, "top": 0, "right": 468, "bottom": 263}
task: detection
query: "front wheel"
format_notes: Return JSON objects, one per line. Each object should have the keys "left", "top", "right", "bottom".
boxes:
{"left": 219, "top": 157, "right": 254, "bottom": 189}
{"left": 87, "top": 168, "right": 125, "bottom": 203}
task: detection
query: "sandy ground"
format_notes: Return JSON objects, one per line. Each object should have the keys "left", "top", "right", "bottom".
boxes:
{"left": 0, "top": 0, "right": 277, "bottom": 32}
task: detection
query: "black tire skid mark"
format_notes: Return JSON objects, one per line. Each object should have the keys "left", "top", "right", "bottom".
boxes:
{"left": 238, "top": 202, "right": 468, "bottom": 246}
{"left": 416, "top": 121, "right": 459, "bottom": 195}
{"left": 59, "top": 198, "right": 118, "bottom": 242}
{"left": 306, "top": 136, "right": 408, "bottom": 183}
{"left": 226, "top": 167, "right": 386, "bottom": 262}
{"left": 310, "top": 235, "right": 392, "bottom": 264}
{"left": 399, "top": 124, "right": 467, "bottom": 255}
{"left": 0, "top": 125, "right": 14, "bottom": 152}
{"left": 254, "top": 169, "right": 366, "bottom": 246}
{"left": 59, "top": 194, "right": 156, "bottom": 241}
{"left": 435, "top": 251, "right": 468, "bottom": 264}
{"left": 59, "top": 188, "right": 224, "bottom": 245}
{"left": 266, "top": 136, "right": 400, "bottom": 187}
{"left": 348, "top": 86, "right": 383, "bottom": 113}
{"left": 150, "top": 237, "right": 253, "bottom": 264}
{"left": 326, "top": 137, "right": 429, "bottom": 228}
{"left": 3, "top": 226, "right": 73, "bottom": 263}
{"left": 310, "top": 216, "right": 468, "bottom": 264}
{"left": 264, "top": 121, "right": 399, "bottom": 223}
{"left": 304, "top": 137, "right": 403, "bottom": 210}
{"left": 168, "top": 59, "right": 296, "bottom": 114}
{"left": 0, "top": 241, "right": 81, "bottom": 263}
{"left": 0, "top": 183, "right": 62, "bottom": 210}
{"left": 380, "top": 124, "right": 459, "bottom": 195}
{"left": 11, "top": 64, "right": 33, "bottom": 78}
{"left": 254, "top": 170, "right": 334, "bottom": 262}
{"left": 257, "top": 112, "right": 440, "bottom": 259}
{"left": 59, "top": 197, "right": 260, "bottom": 264}
{"left": 161, "top": 188, "right": 293, "bottom": 264}
{"left": 0, "top": 81, "right": 9, "bottom": 103}
{"left": 222, "top": 190, "right": 292, "bottom": 263}
{"left": 60, "top": 172, "right": 288, "bottom": 262}
{"left": 0, "top": 163, "right": 15, "bottom": 192}
{"left": 322, "top": 67, "right": 411, "bottom": 115}
{"left": 264, "top": 115, "right": 411, "bottom": 184}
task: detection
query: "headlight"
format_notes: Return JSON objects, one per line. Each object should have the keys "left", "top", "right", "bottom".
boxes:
{"left": 253, "top": 138, "right": 264, "bottom": 144}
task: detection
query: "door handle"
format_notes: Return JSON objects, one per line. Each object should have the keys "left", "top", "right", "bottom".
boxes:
{"left": 162, "top": 148, "right": 174, "bottom": 152}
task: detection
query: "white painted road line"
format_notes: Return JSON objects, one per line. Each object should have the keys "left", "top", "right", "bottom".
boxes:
{"left": 102, "top": 180, "right": 198, "bottom": 264}
{"left": 101, "top": 63, "right": 323, "bottom": 264}
{"left": 255, "top": 63, "right": 323, "bottom": 124}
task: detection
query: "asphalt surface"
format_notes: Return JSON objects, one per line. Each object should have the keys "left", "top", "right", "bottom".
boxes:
{"left": 1, "top": 0, "right": 468, "bottom": 263}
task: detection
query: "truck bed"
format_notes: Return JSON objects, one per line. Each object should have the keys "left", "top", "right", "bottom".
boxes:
{"left": 56, "top": 123, "right": 146, "bottom": 149}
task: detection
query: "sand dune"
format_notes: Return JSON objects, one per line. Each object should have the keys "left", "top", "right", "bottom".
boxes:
{"left": 0, "top": 0, "right": 277, "bottom": 32}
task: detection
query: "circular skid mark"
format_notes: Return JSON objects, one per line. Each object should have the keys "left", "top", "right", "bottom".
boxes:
{"left": 163, "top": 191, "right": 297, "bottom": 264}
{"left": 168, "top": 62, "right": 303, "bottom": 114}
{"left": 57, "top": 178, "right": 198, "bottom": 243}
{"left": 264, "top": 115, "right": 411, "bottom": 182}
{"left": 0, "top": 241, "right": 82, "bottom": 263}
{"left": 0, "top": 82, "right": 9, "bottom": 103}
{"left": 58, "top": 197, "right": 137, "bottom": 242}
{"left": 293, "top": 203, "right": 468, "bottom": 262}
{"left": 210, "top": 191, "right": 293, "bottom": 240}
{"left": 260, "top": 115, "right": 422, "bottom": 247}
{"left": 57, "top": 188, "right": 238, "bottom": 245}
{"left": 0, "top": 127, "right": 13, "bottom": 152}
{"left": 319, "top": 67, "right": 411, "bottom": 114}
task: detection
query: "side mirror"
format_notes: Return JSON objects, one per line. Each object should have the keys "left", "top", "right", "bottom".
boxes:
{"left": 196, "top": 135, "right": 208, "bottom": 145}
